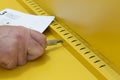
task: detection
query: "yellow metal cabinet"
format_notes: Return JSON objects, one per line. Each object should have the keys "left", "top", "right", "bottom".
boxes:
{"left": 34, "top": 0, "right": 120, "bottom": 69}
{"left": 0, "top": 0, "right": 120, "bottom": 80}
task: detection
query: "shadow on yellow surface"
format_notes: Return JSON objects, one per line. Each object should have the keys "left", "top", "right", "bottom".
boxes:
{"left": 35, "top": 0, "right": 120, "bottom": 70}
{"left": 0, "top": 0, "right": 120, "bottom": 80}
{"left": 0, "top": 54, "right": 50, "bottom": 79}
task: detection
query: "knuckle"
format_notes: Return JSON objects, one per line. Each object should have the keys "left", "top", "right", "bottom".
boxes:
{"left": 38, "top": 47, "right": 45, "bottom": 57}
{"left": 27, "top": 47, "right": 44, "bottom": 61}
{"left": 42, "top": 34, "right": 46, "bottom": 40}
{"left": 0, "top": 60, "right": 16, "bottom": 69}
{"left": 41, "top": 34, "right": 46, "bottom": 43}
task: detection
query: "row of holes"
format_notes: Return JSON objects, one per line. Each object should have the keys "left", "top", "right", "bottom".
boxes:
{"left": 54, "top": 25, "right": 106, "bottom": 68}
{"left": 26, "top": 0, "right": 47, "bottom": 15}
{"left": 26, "top": 1, "right": 107, "bottom": 69}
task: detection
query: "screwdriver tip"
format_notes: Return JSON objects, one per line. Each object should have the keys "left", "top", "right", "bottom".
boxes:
{"left": 47, "top": 39, "right": 63, "bottom": 46}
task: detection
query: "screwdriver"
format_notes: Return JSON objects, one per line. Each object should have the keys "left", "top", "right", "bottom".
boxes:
{"left": 47, "top": 39, "right": 63, "bottom": 46}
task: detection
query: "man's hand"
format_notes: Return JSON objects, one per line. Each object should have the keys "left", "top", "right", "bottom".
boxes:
{"left": 0, "top": 26, "right": 46, "bottom": 69}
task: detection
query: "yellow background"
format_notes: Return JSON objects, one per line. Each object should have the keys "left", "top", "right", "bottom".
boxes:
{"left": 34, "top": 0, "right": 120, "bottom": 69}
{"left": 0, "top": 0, "right": 120, "bottom": 80}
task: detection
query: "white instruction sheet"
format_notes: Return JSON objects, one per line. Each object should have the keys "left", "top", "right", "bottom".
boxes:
{"left": 0, "top": 8, "right": 55, "bottom": 33}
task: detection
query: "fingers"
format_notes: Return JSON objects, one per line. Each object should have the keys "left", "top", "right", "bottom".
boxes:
{"left": 17, "top": 40, "right": 27, "bottom": 66}
{"left": 18, "top": 29, "right": 46, "bottom": 64}
{"left": 30, "top": 29, "right": 46, "bottom": 49}
{"left": 27, "top": 40, "right": 45, "bottom": 61}
{"left": 0, "top": 26, "right": 47, "bottom": 69}
{"left": 26, "top": 29, "right": 46, "bottom": 61}
{"left": 0, "top": 38, "right": 18, "bottom": 69}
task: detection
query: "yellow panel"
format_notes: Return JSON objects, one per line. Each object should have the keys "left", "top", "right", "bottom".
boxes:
{"left": 0, "top": 0, "right": 98, "bottom": 80}
{"left": 34, "top": 0, "right": 120, "bottom": 70}
{"left": 0, "top": 0, "right": 120, "bottom": 80}
{"left": 0, "top": 0, "right": 27, "bottom": 12}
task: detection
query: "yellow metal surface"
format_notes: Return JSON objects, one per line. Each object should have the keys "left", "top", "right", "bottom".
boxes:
{"left": 34, "top": 0, "right": 120, "bottom": 71}
{"left": 0, "top": 0, "right": 97, "bottom": 80}
{"left": 0, "top": 0, "right": 120, "bottom": 80}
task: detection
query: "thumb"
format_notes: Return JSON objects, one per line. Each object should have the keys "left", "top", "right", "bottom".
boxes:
{"left": 27, "top": 42, "right": 44, "bottom": 61}
{"left": 27, "top": 29, "right": 46, "bottom": 61}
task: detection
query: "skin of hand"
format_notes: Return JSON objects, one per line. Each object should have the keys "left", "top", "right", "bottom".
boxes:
{"left": 0, "top": 25, "right": 46, "bottom": 69}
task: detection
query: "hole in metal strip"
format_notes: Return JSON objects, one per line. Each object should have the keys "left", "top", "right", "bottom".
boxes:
{"left": 60, "top": 30, "right": 65, "bottom": 32}
{"left": 64, "top": 33, "right": 69, "bottom": 35}
{"left": 67, "top": 36, "right": 73, "bottom": 39}
{"left": 71, "top": 40, "right": 77, "bottom": 42}
{"left": 94, "top": 60, "right": 101, "bottom": 63}
{"left": 80, "top": 47, "right": 86, "bottom": 50}
{"left": 89, "top": 55, "right": 95, "bottom": 59}
{"left": 84, "top": 51, "right": 90, "bottom": 54}
{"left": 99, "top": 65, "right": 106, "bottom": 68}
{"left": 75, "top": 43, "right": 81, "bottom": 46}
{"left": 53, "top": 23, "right": 58, "bottom": 26}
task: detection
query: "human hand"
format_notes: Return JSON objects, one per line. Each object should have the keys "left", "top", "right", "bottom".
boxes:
{"left": 0, "top": 25, "right": 46, "bottom": 69}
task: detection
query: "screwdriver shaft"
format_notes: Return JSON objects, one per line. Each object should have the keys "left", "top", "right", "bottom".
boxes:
{"left": 47, "top": 39, "right": 63, "bottom": 46}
